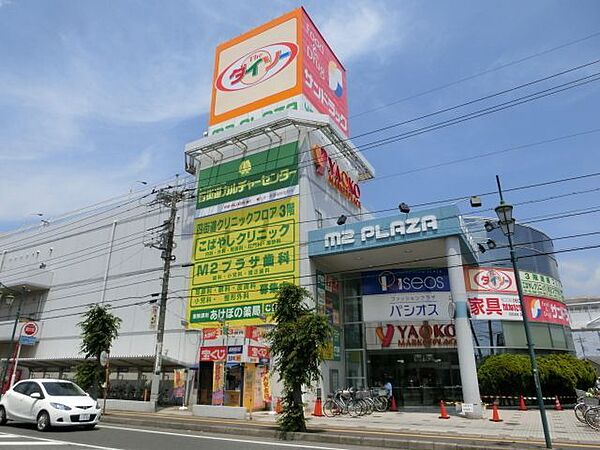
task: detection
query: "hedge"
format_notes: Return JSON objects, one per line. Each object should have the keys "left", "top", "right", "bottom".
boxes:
{"left": 478, "top": 353, "right": 596, "bottom": 398}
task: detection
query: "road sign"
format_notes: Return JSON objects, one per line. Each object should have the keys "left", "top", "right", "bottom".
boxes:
{"left": 19, "top": 335, "right": 37, "bottom": 346}
{"left": 21, "top": 321, "right": 39, "bottom": 337}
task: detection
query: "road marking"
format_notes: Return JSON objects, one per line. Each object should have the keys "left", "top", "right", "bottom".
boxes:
{"left": 106, "top": 413, "right": 600, "bottom": 449}
{"left": 0, "top": 431, "right": 123, "bottom": 450}
{"left": 0, "top": 434, "right": 18, "bottom": 438}
{"left": 100, "top": 424, "right": 352, "bottom": 449}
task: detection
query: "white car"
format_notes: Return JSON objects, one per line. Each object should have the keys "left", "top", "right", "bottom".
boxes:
{"left": 0, "top": 379, "right": 102, "bottom": 431}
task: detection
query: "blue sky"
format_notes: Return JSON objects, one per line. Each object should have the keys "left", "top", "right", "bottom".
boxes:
{"left": 1, "top": 0, "right": 599, "bottom": 296}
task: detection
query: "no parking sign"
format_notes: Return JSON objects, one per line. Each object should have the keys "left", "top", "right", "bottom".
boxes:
{"left": 19, "top": 321, "right": 40, "bottom": 346}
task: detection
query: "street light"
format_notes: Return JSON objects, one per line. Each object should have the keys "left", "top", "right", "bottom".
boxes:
{"left": 494, "top": 175, "right": 552, "bottom": 449}
{"left": 0, "top": 283, "right": 24, "bottom": 395}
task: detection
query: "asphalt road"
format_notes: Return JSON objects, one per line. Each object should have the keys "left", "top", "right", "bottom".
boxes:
{"left": 0, "top": 422, "right": 382, "bottom": 450}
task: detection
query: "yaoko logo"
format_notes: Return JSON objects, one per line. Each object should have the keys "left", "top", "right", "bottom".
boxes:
{"left": 472, "top": 268, "right": 514, "bottom": 292}
{"left": 216, "top": 43, "right": 298, "bottom": 92}
{"left": 311, "top": 144, "right": 361, "bottom": 207}
{"left": 530, "top": 298, "right": 543, "bottom": 319}
{"left": 328, "top": 61, "right": 344, "bottom": 97}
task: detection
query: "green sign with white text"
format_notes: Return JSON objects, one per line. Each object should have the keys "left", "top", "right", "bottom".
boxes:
{"left": 196, "top": 141, "right": 298, "bottom": 215}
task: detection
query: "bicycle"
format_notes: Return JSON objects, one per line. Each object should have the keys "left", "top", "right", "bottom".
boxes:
{"left": 574, "top": 388, "right": 600, "bottom": 425}
{"left": 323, "top": 388, "right": 364, "bottom": 417}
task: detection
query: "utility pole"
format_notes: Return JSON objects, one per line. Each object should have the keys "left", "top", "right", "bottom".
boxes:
{"left": 147, "top": 179, "right": 186, "bottom": 406}
{"left": 0, "top": 283, "right": 23, "bottom": 395}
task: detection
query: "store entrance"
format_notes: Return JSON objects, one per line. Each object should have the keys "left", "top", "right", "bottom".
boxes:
{"left": 368, "top": 350, "right": 461, "bottom": 406}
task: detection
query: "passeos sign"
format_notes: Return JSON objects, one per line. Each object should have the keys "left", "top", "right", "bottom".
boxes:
{"left": 311, "top": 145, "right": 360, "bottom": 207}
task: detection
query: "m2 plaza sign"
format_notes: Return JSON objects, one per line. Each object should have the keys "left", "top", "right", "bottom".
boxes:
{"left": 308, "top": 205, "right": 465, "bottom": 256}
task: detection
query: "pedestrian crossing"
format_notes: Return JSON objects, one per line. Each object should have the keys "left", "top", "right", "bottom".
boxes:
{"left": 0, "top": 431, "right": 101, "bottom": 448}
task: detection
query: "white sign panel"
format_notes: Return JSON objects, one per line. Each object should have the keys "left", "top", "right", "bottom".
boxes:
{"left": 363, "top": 292, "right": 452, "bottom": 322}
{"left": 466, "top": 292, "right": 522, "bottom": 321}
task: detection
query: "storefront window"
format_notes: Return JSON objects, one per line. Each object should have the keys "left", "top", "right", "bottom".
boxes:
{"left": 344, "top": 323, "right": 363, "bottom": 349}
{"left": 344, "top": 297, "right": 362, "bottom": 324}
{"left": 549, "top": 325, "right": 567, "bottom": 349}
{"left": 344, "top": 277, "right": 361, "bottom": 298}
{"left": 345, "top": 350, "right": 364, "bottom": 379}
{"left": 503, "top": 322, "right": 554, "bottom": 349}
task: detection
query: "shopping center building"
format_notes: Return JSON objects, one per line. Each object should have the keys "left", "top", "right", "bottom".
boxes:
{"left": 0, "top": 7, "right": 573, "bottom": 414}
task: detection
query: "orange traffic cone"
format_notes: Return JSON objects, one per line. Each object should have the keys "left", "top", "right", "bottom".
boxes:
{"left": 275, "top": 397, "right": 283, "bottom": 414}
{"left": 439, "top": 400, "right": 450, "bottom": 419}
{"left": 312, "top": 397, "right": 324, "bottom": 416}
{"left": 389, "top": 395, "right": 398, "bottom": 412}
{"left": 489, "top": 402, "right": 503, "bottom": 422}
{"left": 518, "top": 395, "right": 528, "bottom": 411}
{"left": 554, "top": 396, "right": 563, "bottom": 411}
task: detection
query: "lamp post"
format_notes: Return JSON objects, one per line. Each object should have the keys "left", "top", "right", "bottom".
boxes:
{"left": 494, "top": 175, "right": 552, "bottom": 449}
{"left": 0, "top": 283, "right": 23, "bottom": 395}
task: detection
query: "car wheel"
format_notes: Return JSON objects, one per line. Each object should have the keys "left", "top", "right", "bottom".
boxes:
{"left": 36, "top": 411, "right": 51, "bottom": 432}
{"left": 0, "top": 406, "right": 7, "bottom": 425}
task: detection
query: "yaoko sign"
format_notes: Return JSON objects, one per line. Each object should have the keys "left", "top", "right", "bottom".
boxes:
{"left": 311, "top": 144, "right": 361, "bottom": 208}
{"left": 208, "top": 8, "right": 348, "bottom": 137}
{"left": 366, "top": 321, "right": 457, "bottom": 350}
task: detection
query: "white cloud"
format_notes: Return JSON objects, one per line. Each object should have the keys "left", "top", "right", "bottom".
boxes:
{"left": 559, "top": 257, "right": 600, "bottom": 298}
{"left": 318, "top": 1, "right": 408, "bottom": 62}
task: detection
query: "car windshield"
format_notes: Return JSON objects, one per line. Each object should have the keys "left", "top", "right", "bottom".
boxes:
{"left": 42, "top": 382, "right": 86, "bottom": 397}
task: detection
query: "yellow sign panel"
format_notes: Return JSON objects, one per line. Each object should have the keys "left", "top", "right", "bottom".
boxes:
{"left": 188, "top": 196, "right": 299, "bottom": 328}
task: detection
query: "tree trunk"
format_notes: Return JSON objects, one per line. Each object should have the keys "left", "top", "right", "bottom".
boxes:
{"left": 292, "top": 383, "right": 305, "bottom": 432}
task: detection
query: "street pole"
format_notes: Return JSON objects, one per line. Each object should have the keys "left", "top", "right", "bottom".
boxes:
{"left": 0, "top": 285, "right": 22, "bottom": 395}
{"left": 149, "top": 182, "right": 182, "bottom": 405}
{"left": 496, "top": 176, "right": 552, "bottom": 449}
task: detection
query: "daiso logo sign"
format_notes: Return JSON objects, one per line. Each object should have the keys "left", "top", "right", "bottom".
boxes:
{"left": 216, "top": 42, "right": 298, "bottom": 92}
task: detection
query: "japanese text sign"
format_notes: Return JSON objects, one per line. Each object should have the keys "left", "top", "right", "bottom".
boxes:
{"left": 363, "top": 292, "right": 453, "bottom": 322}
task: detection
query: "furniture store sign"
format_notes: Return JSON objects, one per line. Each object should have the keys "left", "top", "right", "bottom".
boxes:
{"left": 308, "top": 206, "right": 465, "bottom": 256}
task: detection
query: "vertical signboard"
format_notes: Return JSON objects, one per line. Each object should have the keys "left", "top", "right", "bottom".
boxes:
{"left": 189, "top": 196, "right": 299, "bottom": 327}
{"left": 208, "top": 8, "right": 348, "bottom": 137}
{"left": 211, "top": 363, "right": 225, "bottom": 406}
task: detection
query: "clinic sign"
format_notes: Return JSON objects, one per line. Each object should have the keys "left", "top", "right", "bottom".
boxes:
{"left": 209, "top": 8, "right": 348, "bottom": 137}
{"left": 309, "top": 206, "right": 465, "bottom": 256}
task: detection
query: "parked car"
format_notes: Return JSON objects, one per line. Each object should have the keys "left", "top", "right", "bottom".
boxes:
{"left": 0, "top": 379, "right": 101, "bottom": 431}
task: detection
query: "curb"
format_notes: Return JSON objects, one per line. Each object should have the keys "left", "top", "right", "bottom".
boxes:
{"left": 100, "top": 413, "right": 544, "bottom": 450}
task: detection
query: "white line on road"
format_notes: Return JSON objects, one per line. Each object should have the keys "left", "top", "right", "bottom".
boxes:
{"left": 0, "top": 431, "right": 123, "bottom": 450}
{"left": 0, "top": 434, "right": 18, "bottom": 438}
{"left": 0, "top": 442, "right": 64, "bottom": 446}
{"left": 100, "top": 424, "right": 353, "bottom": 450}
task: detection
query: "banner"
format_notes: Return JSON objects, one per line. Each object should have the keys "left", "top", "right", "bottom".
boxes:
{"left": 366, "top": 321, "right": 457, "bottom": 350}
{"left": 464, "top": 267, "right": 517, "bottom": 293}
{"left": 524, "top": 296, "right": 569, "bottom": 326}
{"left": 188, "top": 196, "right": 299, "bottom": 327}
{"left": 520, "top": 271, "right": 563, "bottom": 301}
{"left": 199, "top": 346, "right": 227, "bottom": 362}
{"left": 467, "top": 293, "right": 522, "bottom": 321}
{"left": 362, "top": 268, "right": 450, "bottom": 295}
{"left": 196, "top": 142, "right": 299, "bottom": 217}
{"left": 322, "top": 326, "right": 341, "bottom": 361}
{"left": 211, "top": 363, "right": 225, "bottom": 406}
{"left": 363, "top": 292, "right": 453, "bottom": 322}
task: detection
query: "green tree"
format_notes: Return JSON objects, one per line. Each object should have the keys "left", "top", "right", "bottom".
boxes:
{"left": 74, "top": 304, "right": 122, "bottom": 399}
{"left": 267, "top": 284, "right": 331, "bottom": 433}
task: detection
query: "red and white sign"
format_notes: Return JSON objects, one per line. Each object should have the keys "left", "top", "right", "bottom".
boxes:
{"left": 247, "top": 345, "right": 270, "bottom": 360}
{"left": 366, "top": 321, "right": 457, "bottom": 350}
{"left": 199, "top": 346, "right": 226, "bottom": 362}
{"left": 312, "top": 145, "right": 361, "bottom": 208}
{"left": 202, "top": 328, "right": 221, "bottom": 341}
{"left": 524, "top": 296, "right": 570, "bottom": 326}
{"left": 301, "top": 12, "right": 348, "bottom": 136}
{"left": 465, "top": 267, "right": 516, "bottom": 293}
{"left": 467, "top": 293, "right": 522, "bottom": 321}
{"left": 21, "top": 321, "right": 39, "bottom": 337}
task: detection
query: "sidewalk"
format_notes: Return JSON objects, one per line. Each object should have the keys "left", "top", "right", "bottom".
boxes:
{"left": 101, "top": 405, "right": 600, "bottom": 449}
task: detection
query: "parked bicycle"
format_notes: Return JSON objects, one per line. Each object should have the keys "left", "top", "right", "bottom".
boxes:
{"left": 323, "top": 387, "right": 389, "bottom": 417}
{"left": 574, "top": 388, "right": 600, "bottom": 430}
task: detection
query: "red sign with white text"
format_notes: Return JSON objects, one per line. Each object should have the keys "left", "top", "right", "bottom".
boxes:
{"left": 301, "top": 11, "right": 348, "bottom": 136}
{"left": 199, "top": 346, "right": 227, "bottom": 362}
{"left": 524, "top": 296, "right": 570, "bottom": 326}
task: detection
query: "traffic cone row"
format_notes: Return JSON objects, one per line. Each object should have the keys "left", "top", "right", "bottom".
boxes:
{"left": 312, "top": 396, "right": 324, "bottom": 416}
{"left": 518, "top": 395, "right": 528, "bottom": 411}
{"left": 489, "top": 402, "right": 503, "bottom": 422}
{"left": 389, "top": 395, "right": 398, "bottom": 412}
{"left": 438, "top": 400, "right": 450, "bottom": 419}
{"left": 554, "top": 395, "right": 563, "bottom": 411}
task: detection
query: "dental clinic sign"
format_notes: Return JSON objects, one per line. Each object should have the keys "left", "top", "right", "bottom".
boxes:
{"left": 308, "top": 205, "right": 466, "bottom": 256}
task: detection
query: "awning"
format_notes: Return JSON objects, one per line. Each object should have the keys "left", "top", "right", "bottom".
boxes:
{"left": 1, "top": 354, "right": 191, "bottom": 370}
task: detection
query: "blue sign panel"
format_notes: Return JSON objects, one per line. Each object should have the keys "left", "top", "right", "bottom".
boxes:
{"left": 362, "top": 268, "right": 451, "bottom": 295}
{"left": 19, "top": 335, "right": 37, "bottom": 346}
{"left": 308, "top": 205, "right": 463, "bottom": 257}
